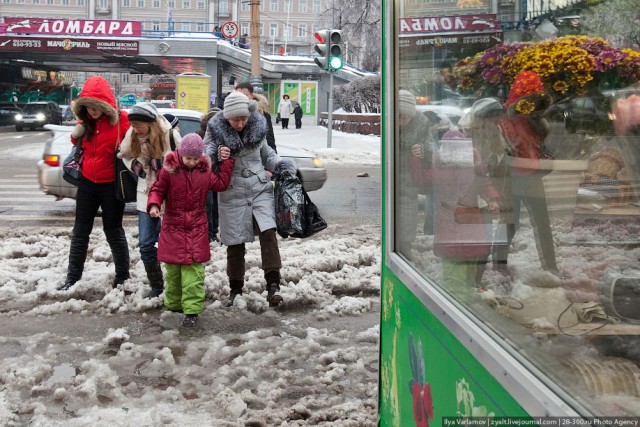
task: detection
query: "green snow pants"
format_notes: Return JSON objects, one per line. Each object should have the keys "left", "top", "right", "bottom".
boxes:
{"left": 164, "top": 262, "right": 205, "bottom": 315}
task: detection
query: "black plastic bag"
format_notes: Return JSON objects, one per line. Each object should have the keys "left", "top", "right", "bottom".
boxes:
{"left": 274, "top": 171, "right": 327, "bottom": 238}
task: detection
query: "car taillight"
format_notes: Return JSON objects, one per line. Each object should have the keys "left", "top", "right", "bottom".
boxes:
{"left": 44, "top": 154, "right": 60, "bottom": 166}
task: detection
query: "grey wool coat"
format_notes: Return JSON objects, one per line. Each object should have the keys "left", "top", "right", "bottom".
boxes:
{"left": 203, "top": 110, "right": 283, "bottom": 246}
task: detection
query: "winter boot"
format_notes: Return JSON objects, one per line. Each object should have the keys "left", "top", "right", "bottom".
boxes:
{"left": 182, "top": 314, "right": 198, "bottom": 328}
{"left": 226, "top": 279, "right": 244, "bottom": 307}
{"left": 144, "top": 262, "right": 164, "bottom": 298}
{"left": 105, "top": 228, "right": 130, "bottom": 288}
{"left": 58, "top": 223, "right": 92, "bottom": 291}
{"left": 265, "top": 269, "right": 283, "bottom": 307}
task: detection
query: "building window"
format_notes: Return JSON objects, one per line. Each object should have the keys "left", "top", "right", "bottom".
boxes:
{"left": 241, "top": 22, "right": 249, "bottom": 36}
{"left": 218, "top": 0, "right": 228, "bottom": 13}
{"left": 197, "top": 22, "right": 205, "bottom": 32}
{"left": 283, "top": 24, "right": 291, "bottom": 40}
{"left": 182, "top": 0, "right": 190, "bottom": 7}
{"left": 259, "top": 0, "right": 264, "bottom": 11}
{"left": 240, "top": 0, "right": 248, "bottom": 11}
{"left": 269, "top": 0, "right": 277, "bottom": 12}
{"left": 152, "top": 0, "right": 159, "bottom": 6}
{"left": 298, "top": 0, "right": 306, "bottom": 13}
{"left": 34, "top": 0, "right": 40, "bottom": 4}
{"left": 312, "top": 0, "right": 320, "bottom": 12}
{"left": 152, "top": 20, "right": 160, "bottom": 31}
{"left": 196, "top": 0, "right": 204, "bottom": 8}
{"left": 298, "top": 24, "right": 306, "bottom": 38}
{"left": 17, "top": 0, "right": 25, "bottom": 4}
{"left": 122, "top": 0, "right": 130, "bottom": 6}
{"left": 62, "top": 0, "right": 69, "bottom": 4}
{"left": 135, "top": 74, "right": 144, "bottom": 83}
{"left": 182, "top": 22, "right": 191, "bottom": 31}
{"left": 269, "top": 23, "right": 277, "bottom": 38}
{"left": 283, "top": 0, "right": 290, "bottom": 12}
{"left": 47, "top": 0, "right": 54, "bottom": 5}
{"left": 121, "top": 74, "right": 129, "bottom": 83}
{"left": 136, "top": 0, "right": 144, "bottom": 7}
{"left": 168, "top": 0, "right": 175, "bottom": 6}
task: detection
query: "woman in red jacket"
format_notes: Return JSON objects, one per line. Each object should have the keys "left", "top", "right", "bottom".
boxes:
{"left": 58, "top": 76, "right": 131, "bottom": 291}
{"left": 147, "top": 133, "right": 234, "bottom": 327}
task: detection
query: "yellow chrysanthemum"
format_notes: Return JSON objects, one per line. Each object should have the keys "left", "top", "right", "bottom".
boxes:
{"left": 515, "top": 99, "right": 535, "bottom": 115}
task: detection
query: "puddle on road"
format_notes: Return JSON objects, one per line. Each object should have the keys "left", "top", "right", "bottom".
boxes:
{"left": 46, "top": 363, "right": 76, "bottom": 385}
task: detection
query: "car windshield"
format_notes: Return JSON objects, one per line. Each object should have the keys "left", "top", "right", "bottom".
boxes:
{"left": 176, "top": 117, "right": 201, "bottom": 136}
{"left": 22, "top": 104, "right": 47, "bottom": 113}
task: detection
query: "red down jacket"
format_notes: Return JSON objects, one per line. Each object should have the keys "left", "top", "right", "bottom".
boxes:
{"left": 147, "top": 151, "right": 235, "bottom": 265}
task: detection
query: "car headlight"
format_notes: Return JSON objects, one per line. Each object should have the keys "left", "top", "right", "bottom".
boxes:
{"left": 36, "top": 113, "right": 46, "bottom": 121}
{"left": 312, "top": 157, "right": 323, "bottom": 167}
{"left": 15, "top": 114, "right": 23, "bottom": 121}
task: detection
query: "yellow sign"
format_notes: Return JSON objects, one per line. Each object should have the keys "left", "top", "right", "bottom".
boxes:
{"left": 175, "top": 73, "right": 210, "bottom": 114}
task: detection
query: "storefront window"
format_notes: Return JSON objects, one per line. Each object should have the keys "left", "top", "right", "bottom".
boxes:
{"left": 394, "top": 6, "right": 640, "bottom": 417}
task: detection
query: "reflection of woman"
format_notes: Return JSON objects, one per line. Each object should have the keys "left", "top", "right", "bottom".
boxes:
{"left": 499, "top": 71, "right": 558, "bottom": 273}
{"left": 58, "top": 76, "right": 131, "bottom": 291}
{"left": 397, "top": 90, "right": 434, "bottom": 255}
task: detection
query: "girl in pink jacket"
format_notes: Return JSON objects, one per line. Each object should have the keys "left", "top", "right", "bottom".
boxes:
{"left": 147, "top": 133, "right": 234, "bottom": 328}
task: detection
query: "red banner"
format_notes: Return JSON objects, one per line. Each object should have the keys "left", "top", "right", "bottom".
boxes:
{"left": 0, "top": 36, "right": 139, "bottom": 55}
{"left": 2, "top": 18, "right": 141, "bottom": 37}
{"left": 399, "top": 14, "right": 500, "bottom": 34}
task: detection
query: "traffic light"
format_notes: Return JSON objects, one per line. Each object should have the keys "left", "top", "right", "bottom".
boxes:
{"left": 313, "top": 29, "right": 331, "bottom": 70}
{"left": 314, "top": 29, "right": 343, "bottom": 71}
{"left": 327, "top": 30, "right": 343, "bottom": 71}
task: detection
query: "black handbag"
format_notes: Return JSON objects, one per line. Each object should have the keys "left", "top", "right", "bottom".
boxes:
{"left": 114, "top": 119, "right": 137, "bottom": 203}
{"left": 114, "top": 150, "right": 138, "bottom": 203}
{"left": 62, "top": 137, "right": 84, "bottom": 186}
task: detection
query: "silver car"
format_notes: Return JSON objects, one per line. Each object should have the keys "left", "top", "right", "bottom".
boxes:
{"left": 37, "top": 108, "right": 326, "bottom": 199}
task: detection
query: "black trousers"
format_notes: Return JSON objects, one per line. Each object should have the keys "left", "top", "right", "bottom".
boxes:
{"left": 281, "top": 118, "right": 290, "bottom": 129}
{"left": 66, "top": 177, "right": 129, "bottom": 282}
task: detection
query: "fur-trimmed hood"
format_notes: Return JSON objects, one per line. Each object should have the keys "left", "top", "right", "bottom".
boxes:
{"left": 205, "top": 110, "right": 267, "bottom": 166}
{"left": 72, "top": 76, "right": 119, "bottom": 125}
{"left": 163, "top": 150, "right": 211, "bottom": 173}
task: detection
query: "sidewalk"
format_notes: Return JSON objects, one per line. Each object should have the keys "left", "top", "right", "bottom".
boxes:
{"left": 273, "top": 124, "right": 380, "bottom": 165}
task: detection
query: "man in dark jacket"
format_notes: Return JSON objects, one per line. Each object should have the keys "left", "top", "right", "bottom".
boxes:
{"left": 235, "top": 82, "right": 277, "bottom": 152}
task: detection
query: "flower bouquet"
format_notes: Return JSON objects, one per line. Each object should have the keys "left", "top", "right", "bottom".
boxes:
{"left": 445, "top": 35, "right": 640, "bottom": 101}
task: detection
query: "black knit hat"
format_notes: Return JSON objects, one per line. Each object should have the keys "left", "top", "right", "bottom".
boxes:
{"left": 163, "top": 113, "right": 179, "bottom": 129}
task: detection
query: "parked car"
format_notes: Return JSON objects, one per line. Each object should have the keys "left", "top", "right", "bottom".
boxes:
{"left": 150, "top": 99, "right": 175, "bottom": 109}
{"left": 59, "top": 104, "right": 76, "bottom": 124}
{"left": 15, "top": 101, "right": 62, "bottom": 131}
{"left": 0, "top": 105, "right": 21, "bottom": 126}
{"left": 37, "top": 108, "right": 327, "bottom": 200}
{"left": 564, "top": 96, "right": 614, "bottom": 135}
{"left": 415, "top": 104, "right": 464, "bottom": 139}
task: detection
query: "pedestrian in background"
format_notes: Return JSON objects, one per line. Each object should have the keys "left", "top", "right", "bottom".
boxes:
{"left": 118, "top": 102, "right": 178, "bottom": 298}
{"left": 235, "top": 82, "right": 277, "bottom": 152}
{"left": 293, "top": 102, "right": 303, "bottom": 129}
{"left": 198, "top": 107, "right": 222, "bottom": 242}
{"left": 58, "top": 76, "right": 131, "bottom": 291}
{"left": 204, "top": 92, "right": 297, "bottom": 307}
{"left": 148, "top": 133, "right": 234, "bottom": 327}
{"left": 277, "top": 94, "right": 292, "bottom": 129}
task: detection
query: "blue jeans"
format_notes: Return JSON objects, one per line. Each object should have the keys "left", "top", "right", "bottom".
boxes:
{"left": 138, "top": 210, "right": 161, "bottom": 264}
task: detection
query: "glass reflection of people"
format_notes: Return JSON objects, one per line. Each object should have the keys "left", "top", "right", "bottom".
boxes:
{"left": 460, "top": 98, "right": 512, "bottom": 283}
{"left": 499, "top": 71, "right": 558, "bottom": 274}
{"left": 397, "top": 89, "right": 434, "bottom": 255}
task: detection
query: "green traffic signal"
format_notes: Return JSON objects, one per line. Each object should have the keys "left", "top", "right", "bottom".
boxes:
{"left": 329, "top": 56, "right": 343, "bottom": 70}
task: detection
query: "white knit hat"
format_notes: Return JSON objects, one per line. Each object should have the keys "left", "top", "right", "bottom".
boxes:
{"left": 223, "top": 92, "right": 258, "bottom": 119}
{"left": 399, "top": 90, "right": 417, "bottom": 119}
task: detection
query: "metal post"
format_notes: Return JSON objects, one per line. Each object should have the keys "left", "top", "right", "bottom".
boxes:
{"left": 327, "top": 71, "right": 333, "bottom": 148}
{"left": 249, "top": 0, "right": 263, "bottom": 93}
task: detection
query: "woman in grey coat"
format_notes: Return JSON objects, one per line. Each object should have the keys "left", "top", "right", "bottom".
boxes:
{"left": 204, "top": 91, "right": 296, "bottom": 307}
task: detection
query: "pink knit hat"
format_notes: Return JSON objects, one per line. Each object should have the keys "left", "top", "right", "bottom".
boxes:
{"left": 179, "top": 133, "right": 204, "bottom": 157}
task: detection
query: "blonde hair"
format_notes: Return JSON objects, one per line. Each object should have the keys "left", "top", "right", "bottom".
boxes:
{"left": 129, "top": 120, "right": 166, "bottom": 159}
